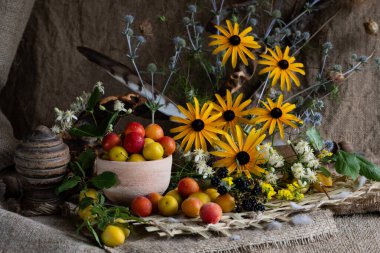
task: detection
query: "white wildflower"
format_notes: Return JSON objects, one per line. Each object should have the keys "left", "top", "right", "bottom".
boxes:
{"left": 297, "top": 179, "right": 308, "bottom": 188}
{"left": 127, "top": 108, "right": 133, "bottom": 114}
{"left": 291, "top": 162, "right": 305, "bottom": 179}
{"left": 268, "top": 152, "right": 284, "bottom": 168}
{"left": 294, "top": 140, "right": 311, "bottom": 155}
{"left": 94, "top": 81, "right": 105, "bottom": 94}
{"left": 192, "top": 149, "right": 209, "bottom": 162}
{"left": 195, "top": 160, "right": 214, "bottom": 179}
{"left": 70, "top": 92, "right": 90, "bottom": 114}
{"left": 64, "top": 110, "right": 78, "bottom": 123}
{"left": 54, "top": 108, "right": 64, "bottom": 121}
{"left": 305, "top": 168, "right": 317, "bottom": 183}
{"left": 51, "top": 125, "right": 61, "bottom": 134}
{"left": 114, "top": 100, "right": 127, "bottom": 112}
{"left": 265, "top": 172, "right": 279, "bottom": 184}
{"left": 307, "top": 159, "right": 320, "bottom": 169}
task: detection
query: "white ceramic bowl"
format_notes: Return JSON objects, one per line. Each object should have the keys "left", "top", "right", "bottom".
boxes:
{"left": 94, "top": 155, "right": 172, "bottom": 205}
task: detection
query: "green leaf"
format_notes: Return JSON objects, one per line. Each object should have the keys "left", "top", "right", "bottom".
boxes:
{"left": 56, "top": 176, "right": 81, "bottom": 194}
{"left": 356, "top": 155, "right": 380, "bottom": 181}
{"left": 97, "top": 112, "right": 119, "bottom": 137}
{"left": 318, "top": 166, "right": 332, "bottom": 177}
{"left": 86, "top": 220, "right": 102, "bottom": 247}
{"left": 90, "top": 172, "right": 117, "bottom": 189}
{"left": 306, "top": 127, "right": 324, "bottom": 151}
{"left": 334, "top": 150, "right": 360, "bottom": 179}
{"left": 87, "top": 86, "right": 102, "bottom": 111}
{"left": 69, "top": 124, "right": 99, "bottom": 137}
{"left": 77, "top": 149, "right": 96, "bottom": 171}
{"left": 79, "top": 197, "right": 94, "bottom": 209}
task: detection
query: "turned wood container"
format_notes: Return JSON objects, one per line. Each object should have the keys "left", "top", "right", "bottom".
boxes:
{"left": 14, "top": 125, "right": 70, "bottom": 215}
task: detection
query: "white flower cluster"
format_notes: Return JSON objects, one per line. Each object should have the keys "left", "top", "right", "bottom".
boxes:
{"left": 114, "top": 100, "right": 127, "bottom": 112}
{"left": 260, "top": 143, "right": 285, "bottom": 168}
{"left": 51, "top": 82, "right": 104, "bottom": 134}
{"left": 290, "top": 140, "right": 320, "bottom": 183}
{"left": 185, "top": 149, "right": 213, "bottom": 179}
{"left": 265, "top": 167, "right": 279, "bottom": 184}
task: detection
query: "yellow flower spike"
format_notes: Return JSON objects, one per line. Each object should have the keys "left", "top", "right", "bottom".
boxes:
{"left": 258, "top": 46, "right": 305, "bottom": 91}
{"left": 222, "top": 177, "right": 234, "bottom": 187}
{"left": 209, "top": 20, "right": 261, "bottom": 68}
{"left": 213, "top": 89, "right": 256, "bottom": 137}
{"left": 251, "top": 94, "right": 302, "bottom": 139}
{"left": 170, "top": 97, "right": 225, "bottom": 153}
{"left": 211, "top": 125, "right": 267, "bottom": 177}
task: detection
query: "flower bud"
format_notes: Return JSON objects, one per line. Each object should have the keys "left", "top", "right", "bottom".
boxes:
{"left": 98, "top": 105, "right": 106, "bottom": 111}
{"left": 329, "top": 71, "right": 345, "bottom": 83}
{"left": 124, "top": 15, "right": 134, "bottom": 24}
{"left": 137, "top": 35, "right": 146, "bottom": 43}
{"left": 183, "top": 17, "right": 191, "bottom": 25}
{"left": 272, "top": 10, "right": 281, "bottom": 19}
{"left": 248, "top": 5, "right": 256, "bottom": 14}
{"left": 147, "top": 63, "right": 157, "bottom": 73}
{"left": 123, "top": 28, "right": 133, "bottom": 37}
{"left": 364, "top": 18, "right": 378, "bottom": 35}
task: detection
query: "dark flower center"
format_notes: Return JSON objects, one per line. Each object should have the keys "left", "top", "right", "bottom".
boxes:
{"left": 191, "top": 119, "right": 205, "bottom": 131}
{"left": 229, "top": 35, "right": 241, "bottom": 46}
{"left": 236, "top": 151, "right": 250, "bottom": 165}
{"left": 278, "top": 60, "right": 289, "bottom": 69}
{"left": 223, "top": 110, "right": 236, "bottom": 122}
{"left": 270, "top": 108, "right": 283, "bottom": 118}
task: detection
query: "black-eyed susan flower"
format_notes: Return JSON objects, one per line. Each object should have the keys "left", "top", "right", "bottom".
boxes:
{"left": 258, "top": 46, "right": 305, "bottom": 91}
{"left": 170, "top": 97, "right": 225, "bottom": 153}
{"left": 251, "top": 94, "right": 302, "bottom": 139}
{"left": 209, "top": 20, "right": 261, "bottom": 68}
{"left": 213, "top": 89, "right": 255, "bottom": 137}
{"left": 211, "top": 125, "right": 267, "bottom": 177}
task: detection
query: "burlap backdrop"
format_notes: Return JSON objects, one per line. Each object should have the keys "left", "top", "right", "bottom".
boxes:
{"left": 0, "top": 0, "right": 35, "bottom": 168}
{"left": 0, "top": 0, "right": 379, "bottom": 165}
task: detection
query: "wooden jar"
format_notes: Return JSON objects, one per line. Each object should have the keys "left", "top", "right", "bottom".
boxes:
{"left": 14, "top": 125, "right": 70, "bottom": 215}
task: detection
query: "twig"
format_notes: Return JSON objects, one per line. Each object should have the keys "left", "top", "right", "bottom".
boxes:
{"left": 294, "top": 11, "right": 340, "bottom": 55}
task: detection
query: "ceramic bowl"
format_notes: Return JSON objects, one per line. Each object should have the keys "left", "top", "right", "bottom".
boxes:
{"left": 94, "top": 155, "right": 172, "bottom": 205}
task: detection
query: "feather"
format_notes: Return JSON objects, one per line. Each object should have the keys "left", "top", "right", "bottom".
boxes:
{"left": 289, "top": 202, "right": 304, "bottom": 210}
{"left": 229, "top": 234, "right": 241, "bottom": 241}
{"left": 356, "top": 176, "right": 367, "bottom": 189}
{"left": 291, "top": 214, "right": 313, "bottom": 225}
{"left": 77, "top": 46, "right": 183, "bottom": 118}
{"left": 330, "top": 191, "right": 352, "bottom": 200}
{"left": 167, "top": 217, "right": 180, "bottom": 223}
{"left": 266, "top": 221, "right": 282, "bottom": 231}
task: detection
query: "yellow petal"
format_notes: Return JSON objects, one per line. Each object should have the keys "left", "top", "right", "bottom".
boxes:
{"left": 233, "top": 22, "right": 239, "bottom": 35}
{"left": 194, "top": 97, "right": 200, "bottom": 119}
{"left": 237, "top": 46, "right": 248, "bottom": 65}
{"left": 215, "top": 25, "right": 231, "bottom": 37}
{"left": 267, "top": 48, "right": 280, "bottom": 61}
{"left": 212, "top": 43, "right": 230, "bottom": 54}
{"left": 172, "top": 128, "right": 192, "bottom": 140}
{"left": 226, "top": 20, "right": 234, "bottom": 34}
{"left": 283, "top": 46, "right": 290, "bottom": 59}
{"left": 177, "top": 105, "right": 194, "bottom": 120}
{"left": 271, "top": 70, "right": 281, "bottom": 86}
{"left": 287, "top": 71, "right": 301, "bottom": 87}
{"left": 258, "top": 66, "right": 275, "bottom": 75}
{"left": 251, "top": 108, "right": 269, "bottom": 116}
{"left": 239, "top": 26, "right": 252, "bottom": 37}
{"left": 277, "top": 94, "right": 284, "bottom": 107}
{"left": 222, "top": 47, "right": 232, "bottom": 66}
{"left": 170, "top": 125, "right": 190, "bottom": 133}
{"left": 289, "top": 67, "right": 306, "bottom": 75}
{"left": 239, "top": 46, "right": 255, "bottom": 60}
{"left": 209, "top": 39, "right": 228, "bottom": 47}
{"left": 269, "top": 119, "right": 277, "bottom": 134}
{"left": 231, "top": 46, "right": 238, "bottom": 68}
{"left": 199, "top": 133, "right": 207, "bottom": 151}
{"left": 258, "top": 60, "right": 277, "bottom": 66}
{"left": 275, "top": 46, "right": 283, "bottom": 59}
{"left": 184, "top": 132, "right": 196, "bottom": 153}
{"left": 170, "top": 116, "right": 191, "bottom": 124}
{"left": 233, "top": 93, "right": 244, "bottom": 108}
{"left": 226, "top": 89, "right": 233, "bottom": 109}
{"left": 235, "top": 125, "right": 244, "bottom": 150}
{"left": 280, "top": 71, "right": 286, "bottom": 91}
{"left": 277, "top": 119, "right": 285, "bottom": 139}
{"left": 260, "top": 54, "right": 276, "bottom": 61}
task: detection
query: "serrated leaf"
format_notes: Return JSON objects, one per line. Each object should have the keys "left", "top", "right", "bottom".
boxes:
{"left": 90, "top": 172, "right": 117, "bottom": 189}
{"left": 56, "top": 176, "right": 81, "bottom": 194}
{"left": 306, "top": 127, "right": 324, "bottom": 151}
{"left": 334, "top": 150, "right": 360, "bottom": 179}
{"left": 357, "top": 156, "right": 380, "bottom": 181}
{"left": 318, "top": 166, "right": 332, "bottom": 177}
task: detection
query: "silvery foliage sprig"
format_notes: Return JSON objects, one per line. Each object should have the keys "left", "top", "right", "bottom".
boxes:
{"left": 122, "top": 15, "right": 185, "bottom": 123}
